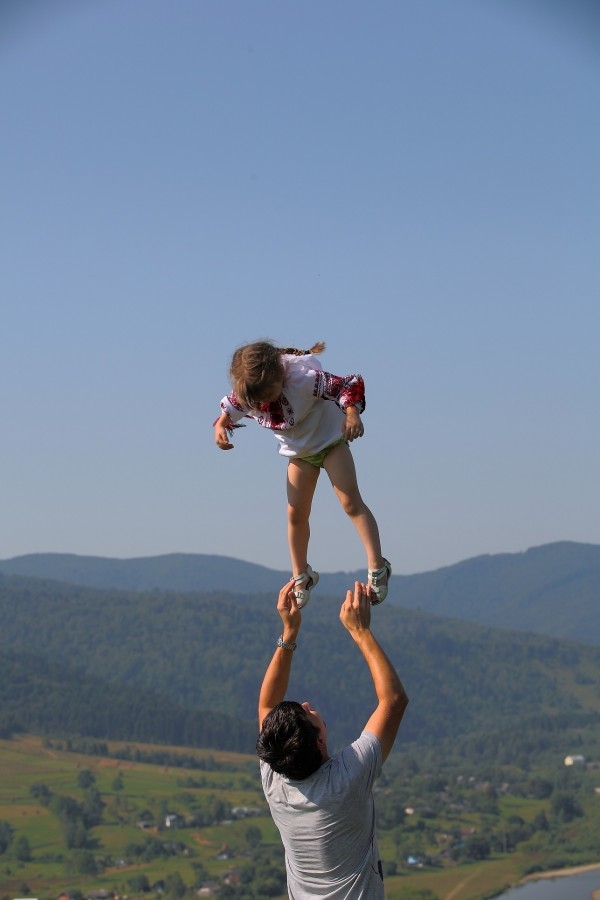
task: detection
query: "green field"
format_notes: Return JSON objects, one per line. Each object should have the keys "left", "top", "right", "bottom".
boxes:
{"left": 0, "top": 735, "right": 276, "bottom": 899}
{"left": 1, "top": 734, "right": 599, "bottom": 900}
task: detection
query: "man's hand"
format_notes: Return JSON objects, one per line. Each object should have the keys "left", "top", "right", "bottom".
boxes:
{"left": 342, "top": 406, "right": 364, "bottom": 442}
{"left": 339, "top": 581, "right": 372, "bottom": 637}
{"left": 278, "top": 578, "right": 301, "bottom": 643}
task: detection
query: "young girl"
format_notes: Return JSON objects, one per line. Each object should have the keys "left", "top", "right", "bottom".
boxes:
{"left": 214, "top": 340, "right": 391, "bottom": 608}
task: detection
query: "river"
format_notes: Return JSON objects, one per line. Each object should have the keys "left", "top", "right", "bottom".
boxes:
{"left": 497, "top": 868, "right": 600, "bottom": 900}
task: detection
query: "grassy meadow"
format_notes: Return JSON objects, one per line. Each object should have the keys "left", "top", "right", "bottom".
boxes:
{"left": 1, "top": 734, "right": 600, "bottom": 900}
{"left": 0, "top": 735, "right": 271, "bottom": 898}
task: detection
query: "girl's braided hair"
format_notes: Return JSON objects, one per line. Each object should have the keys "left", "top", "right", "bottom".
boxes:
{"left": 230, "top": 339, "right": 326, "bottom": 409}
{"left": 279, "top": 341, "right": 326, "bottom": 356}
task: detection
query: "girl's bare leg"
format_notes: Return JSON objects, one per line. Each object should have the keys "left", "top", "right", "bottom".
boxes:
{"left": 286, "top": 458, "right": 320, "bottom": 577}
{"left": 323, "top": 442, "right": 384, "bottom": 571}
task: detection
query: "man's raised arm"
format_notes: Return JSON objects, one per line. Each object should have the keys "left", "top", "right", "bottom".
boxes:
{"left": 258, "top": 579, "right": 301, "bottom": 730}
{"left": 340, "top": 582, "right": 409, "bottom": 762}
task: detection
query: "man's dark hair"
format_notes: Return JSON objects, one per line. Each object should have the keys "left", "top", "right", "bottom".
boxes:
{"left": 257, "top": 700, "right": 323, "bottom": 780}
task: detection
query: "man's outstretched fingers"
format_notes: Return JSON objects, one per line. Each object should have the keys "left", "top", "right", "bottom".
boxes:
{"left": 278, "top": 578, "right": 297, "bottom": 611}
{"left": 339, "top": 588, "right": 353, "bottom": 624}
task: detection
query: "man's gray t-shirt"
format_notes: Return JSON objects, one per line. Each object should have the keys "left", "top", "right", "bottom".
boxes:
{"left": 260, "top": 731, "right": 384, "bottom": 899}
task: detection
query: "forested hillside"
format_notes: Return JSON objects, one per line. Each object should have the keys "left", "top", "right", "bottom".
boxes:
{"left": 1, "top": 540, "right": 599, "bottom": 642}
{"left": 396, "top": 541, "right": 600, "bottom": 642}
{"left": 1, "top": 573, "right": 599, "bottom": 762}
{"left": 0, "top": 648, "right": 256, "bottom": 752}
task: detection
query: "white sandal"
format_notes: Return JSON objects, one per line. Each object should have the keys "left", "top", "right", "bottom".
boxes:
{"left": 368, "top": 558, "right": 391, "bottom": 605}
{"left": 294, "top": 564, "right": 320, "bottom": 609}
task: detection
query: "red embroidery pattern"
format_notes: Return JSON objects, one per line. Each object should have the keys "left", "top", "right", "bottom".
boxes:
{"left": 315, "top": 372, "right": 365, "bottom": 412}
{"left": 257, "top": 394, "right": 294, "bottom": 430}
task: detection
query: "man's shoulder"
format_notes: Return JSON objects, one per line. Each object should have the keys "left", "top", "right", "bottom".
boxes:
{"left": 348, "top": 731, "right": 382, "bottom": 755}
{"left": 260, "top": 733, "right": 381, "bottom": 785}
{"left": 332, "top": 732, "right": 382, "bottom": 777}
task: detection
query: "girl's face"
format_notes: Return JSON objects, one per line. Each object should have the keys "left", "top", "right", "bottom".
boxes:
{"left": 261, "top": 377, "right": 284, "bottom": 403}
{"left": 252, "top": 373, "right": 284, "bottom": 408}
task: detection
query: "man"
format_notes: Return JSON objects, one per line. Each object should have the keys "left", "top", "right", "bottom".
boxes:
{"left": 257, "top": 578, "right": 409, "bottom": 898}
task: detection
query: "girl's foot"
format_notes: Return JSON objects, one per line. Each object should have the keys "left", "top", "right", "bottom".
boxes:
{"left": 294, "top": 565, "right": 320, "bottom": 609}
{"left": 368, "top": 559, "right": 391, "bottom": 605}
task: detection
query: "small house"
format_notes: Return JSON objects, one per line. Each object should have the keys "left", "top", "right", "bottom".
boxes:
{"left": 564, "top": 755, "right": 585, "bottom": 767}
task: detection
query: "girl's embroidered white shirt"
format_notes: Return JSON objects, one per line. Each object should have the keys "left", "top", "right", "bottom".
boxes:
{"left": 220, "top": 353, "right": 365, "bottom": 458}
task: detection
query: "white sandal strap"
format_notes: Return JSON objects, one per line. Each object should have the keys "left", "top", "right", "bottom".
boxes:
{"left": 293, "top": 565, "right": 319, "bottom": 608}
{"left": 369, "top": 560, "right": 391, "bottom": 584}
{"left": 295, "top": 564, "right": 317, "bottom": 590}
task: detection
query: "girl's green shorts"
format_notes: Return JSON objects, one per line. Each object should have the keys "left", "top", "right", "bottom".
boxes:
{"left": 299, "top": 437, "right": 347, "bottom": 468}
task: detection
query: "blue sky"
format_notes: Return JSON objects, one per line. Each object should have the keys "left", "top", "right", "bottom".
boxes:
{"left": 1, "top": 0, "right": 599, "bottom": 575}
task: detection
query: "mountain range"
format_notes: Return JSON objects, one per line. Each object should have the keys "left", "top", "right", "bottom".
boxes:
{"left": 1, "top": 569, "right": 599, "bottom": 761}
{"left": 1, "top": 540, "right": 599, "bottom": 643}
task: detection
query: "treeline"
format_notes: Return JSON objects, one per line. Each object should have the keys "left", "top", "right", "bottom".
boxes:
{"left": 49, "top": 736, "right": 249, "bottom": 774}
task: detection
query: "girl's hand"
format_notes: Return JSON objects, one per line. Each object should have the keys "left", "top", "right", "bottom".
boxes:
{"left": 214, "top": 416, "right": 234, "bottom": 450}
{"left": 342, "top": 406, "right": 364, "bottom": 442}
